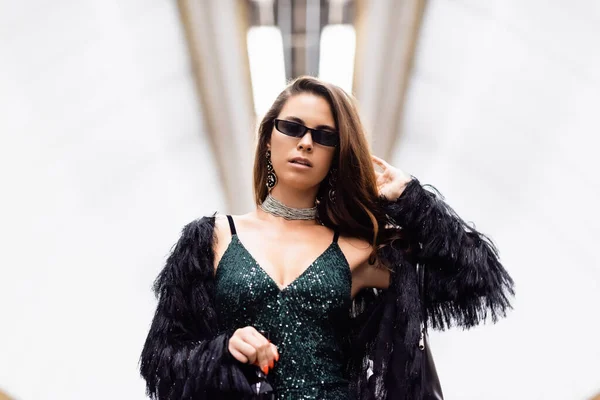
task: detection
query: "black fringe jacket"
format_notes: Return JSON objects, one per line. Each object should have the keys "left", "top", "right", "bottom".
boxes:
{"left": 139, "top": 178, "right": 515, "bottom": 400}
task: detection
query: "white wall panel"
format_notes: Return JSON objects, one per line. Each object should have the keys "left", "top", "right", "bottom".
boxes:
{"left": 0, "top": 1, "right": 223, "bottom": 399}
{"left": 397, "top": 1, "right": 600, "bottom": 399}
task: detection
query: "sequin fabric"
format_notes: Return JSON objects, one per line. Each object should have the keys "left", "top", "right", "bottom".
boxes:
{"left": 214, "top": 233, "right": 352, "bottom": 400}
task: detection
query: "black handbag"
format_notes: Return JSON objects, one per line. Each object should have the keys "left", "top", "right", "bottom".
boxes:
{"left": 240, "top": 364, "right": 275, "bottom": 399}
{"left": 417, "top": 264, "right": 444, "bottom": 400}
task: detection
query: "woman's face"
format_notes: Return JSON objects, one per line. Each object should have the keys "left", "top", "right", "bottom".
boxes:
{"left": 268, "top": 93, "right": 338, "bottom": 192}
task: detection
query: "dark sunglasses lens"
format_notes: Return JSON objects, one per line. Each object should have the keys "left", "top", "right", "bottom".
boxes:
{"left": 276, "top": 120, "right": 338, "bottom": 147}
{"left": 312, "top": 130, "right": 339, "bottom": 147}
{"left": 277, "top": 120, "right": 305, "bottom": 137}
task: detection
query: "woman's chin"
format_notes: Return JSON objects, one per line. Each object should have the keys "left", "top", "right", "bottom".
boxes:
{"left": 275, "top": 175, "right": 323, "bottom": 192}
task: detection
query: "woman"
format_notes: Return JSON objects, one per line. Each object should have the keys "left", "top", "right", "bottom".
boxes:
{"left": 139, "top": 76, "right": 514, "bottom": 399}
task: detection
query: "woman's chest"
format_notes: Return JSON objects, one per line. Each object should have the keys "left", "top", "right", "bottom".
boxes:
{"left": 214, "top": 238, "right": 352, "bottom": 329}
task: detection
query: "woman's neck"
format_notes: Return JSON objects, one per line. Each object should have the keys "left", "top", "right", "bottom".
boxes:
{"left": 268, "top": 185, "right": 318, "bottom": 209}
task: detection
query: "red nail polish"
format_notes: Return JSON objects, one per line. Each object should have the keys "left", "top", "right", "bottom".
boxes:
{"left": 262, "top": 366, "right": 269, "bottom": 375}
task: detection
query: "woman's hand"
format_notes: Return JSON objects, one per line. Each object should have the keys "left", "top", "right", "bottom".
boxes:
{"left": 371, "top": 155, "right": 412, "bottom": 201}
{"left": 228, "top": 326, "right": 279, "bottom": 375}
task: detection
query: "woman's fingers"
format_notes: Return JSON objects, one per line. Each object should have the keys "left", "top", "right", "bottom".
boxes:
{"left": 245, "top": 331, "right": 274, "bottom": 372}
{"left": 371, "top": 155, "right": 389, "bottom": 170}
{"left": 229, "top": 334, "right": 257, "bottom": 364}
{"left": 228, "top": 346, "right": 249, "bottom": 364}
{"left": 270, "top": 343, "right": 279, "bottom": 363}
{"left": 254, "top": 331, "right": 279, "bottom": 371}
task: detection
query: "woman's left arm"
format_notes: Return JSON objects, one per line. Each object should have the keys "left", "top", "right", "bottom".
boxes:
{"left": 372, "top": 155, "right": 515, "bottom": 330}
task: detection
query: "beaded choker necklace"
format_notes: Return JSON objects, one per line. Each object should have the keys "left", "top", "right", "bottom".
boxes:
{"left": 259, "top": 193, "right": 317, "bottom": 220}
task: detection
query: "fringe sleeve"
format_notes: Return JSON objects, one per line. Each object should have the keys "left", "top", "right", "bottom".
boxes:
{"left": 380, "top": 178, "right": 515, "bottom": 330}
{"left": 139, "top": 216, "right": 252, "bottom": 399}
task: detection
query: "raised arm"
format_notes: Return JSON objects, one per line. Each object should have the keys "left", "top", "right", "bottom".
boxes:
{"left": 139, "top": 217, "right": 252, "bottom": 399}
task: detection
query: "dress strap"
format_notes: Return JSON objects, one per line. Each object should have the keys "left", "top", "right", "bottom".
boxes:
{"left": 226, "top": 215, "right": 237, "bottom": 236}
{"left": 333, "top": 229, "right": 340, "bottom": 243}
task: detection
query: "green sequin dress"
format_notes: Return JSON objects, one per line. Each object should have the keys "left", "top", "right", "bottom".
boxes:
{"left": 214, "top": 215, "right": 352, "bottom": 399}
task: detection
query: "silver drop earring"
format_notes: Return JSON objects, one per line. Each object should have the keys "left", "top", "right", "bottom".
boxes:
{"left": 328, "top": 168, "right": 337, "bottom": 203}
{"left": 266, "top": 149, "right": 277, "bottom": 191}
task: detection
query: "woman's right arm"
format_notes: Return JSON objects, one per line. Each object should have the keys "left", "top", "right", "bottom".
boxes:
{"left": 139, "top": 217, "right": 252, "bottom": 399}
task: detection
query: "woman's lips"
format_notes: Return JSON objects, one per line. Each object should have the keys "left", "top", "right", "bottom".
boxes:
{"left": 289, "top": 161, "right": 312, "bottom": 169}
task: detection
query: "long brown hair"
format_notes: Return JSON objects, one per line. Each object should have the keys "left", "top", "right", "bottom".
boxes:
{"left": 253, "top": 76, "right": 399, "bottom": 264}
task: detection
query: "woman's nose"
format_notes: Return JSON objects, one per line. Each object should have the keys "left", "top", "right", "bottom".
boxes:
{"left": 297, "top": 132, "right": 313, "bottom": 151}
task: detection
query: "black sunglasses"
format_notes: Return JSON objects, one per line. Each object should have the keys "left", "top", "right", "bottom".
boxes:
{"left": 273, "top": 119, "right": 339, "bottom": 147}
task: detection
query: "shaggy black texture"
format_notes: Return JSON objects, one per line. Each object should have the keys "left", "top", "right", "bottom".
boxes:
{"left": 380, "top": 178, "right": 515, "bottom": 331}
{"left": 139, "top": 215, "right": 254, "bottom": 399}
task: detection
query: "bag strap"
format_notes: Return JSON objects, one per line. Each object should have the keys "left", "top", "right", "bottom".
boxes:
{"left": 417, "top": 263, "right": 428, "bottom": 349}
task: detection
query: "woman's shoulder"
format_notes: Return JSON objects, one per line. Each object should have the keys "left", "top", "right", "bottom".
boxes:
{"left": 211, "top": 212, "right": 252, "bottom": 232}
{"left": 336, "top": 233, "right": 373, "bottom": 271}
{"left": 210, "top": 211, "right": 256, "bottom": 245}
{"left": 337, "top": 233, "right": 370, "bottom": 249}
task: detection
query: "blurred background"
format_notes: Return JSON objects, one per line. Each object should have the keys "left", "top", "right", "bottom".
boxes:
{"left": 1, "top": 0, "right": 599, "bottom": 399}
